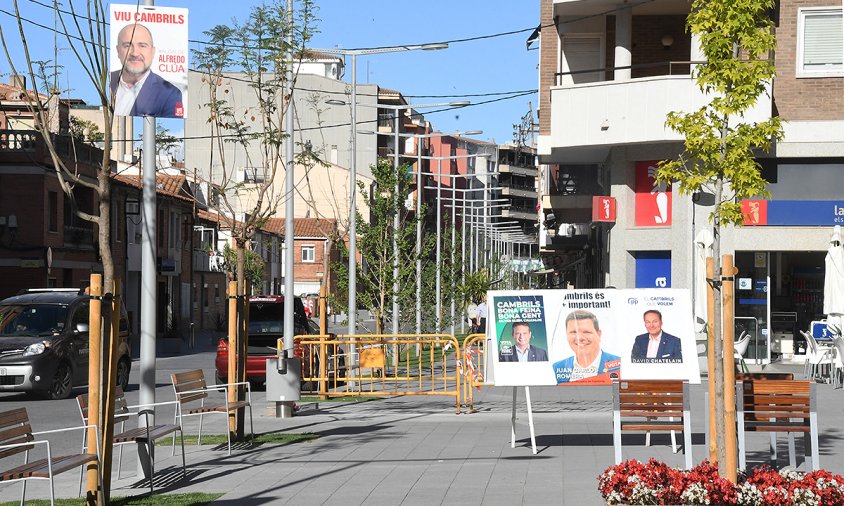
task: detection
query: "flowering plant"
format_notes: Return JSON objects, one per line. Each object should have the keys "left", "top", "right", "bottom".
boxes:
{"left": 598, "top": 459, "right": 844, "bottom": 505}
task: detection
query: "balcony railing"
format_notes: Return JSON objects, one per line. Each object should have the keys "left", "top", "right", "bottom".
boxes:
{"left": 64, "top": 224, "right": 95, "bottom": 249}
{"left": 0, "top": 130, "right": 38, "bottom": 152}
{"left": 554, "top": 60, "right": 703, "bottom": 87}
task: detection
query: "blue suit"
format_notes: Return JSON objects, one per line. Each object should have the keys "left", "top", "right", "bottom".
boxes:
{"left": 553, "top": 351, "right": 620, "bottom": 384}
{"left": 110, "top": 71, "right": 183, "bottom": 118}
{"left": 499, "top": 345, "right": 548, "bottom": 362}
{"left": 630, "top": 332, "right": 683, "bottom": 361}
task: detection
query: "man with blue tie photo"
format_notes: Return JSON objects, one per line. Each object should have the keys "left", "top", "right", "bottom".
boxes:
{"left": 552, "top": 309, "right": 620, "bottom": 384}
{"left": 630, "top": 309, "right": 683, "bottom": 363}
{"left": 499, "top": 322, "right": 548, "bottom": 362}
{"left": 111, "top": 23, "right": 183, "bottom": 118}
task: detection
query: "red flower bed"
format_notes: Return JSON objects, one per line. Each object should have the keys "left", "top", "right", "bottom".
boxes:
{"left": 598, "top": 459, "right": 844, "bottom": 505}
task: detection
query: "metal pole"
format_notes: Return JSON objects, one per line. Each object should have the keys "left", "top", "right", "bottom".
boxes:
{"left": 348, "top": 54, "right": 357, "bottom": 364}
{"left": 450, "top": 174, "right": 456, "bottom": 336}
{"left": 138, "top": 115, "right": 156, "bottom": 477}
{"left": 416, "top": 137, "right": 422, "bottom": 336}
{"left": 435, "top": 159, "right": 442, "bottom": 334}
{"left": 283, "top": 0, "right": 295, "bottom": 355}
{"left": 461, "top": 187, "right": 466, "bottom": 334}
{"left": 392, "top": 109, "right": 400, "bottom": 335}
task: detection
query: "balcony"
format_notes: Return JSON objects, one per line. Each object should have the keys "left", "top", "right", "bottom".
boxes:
{"left": 501, "top": 207, "right": 537, "bottom": 221}
{"left": 498, "top": 162, "right": 536, "bottom": 177}
{"left": 63, "top": 224, "right": 95, "bottom": 249}
{"left": 539, "top": 74, "right": 773, "bottom": 163}
{"left": 500, "top": 185, "right": 537, "bottom": 199}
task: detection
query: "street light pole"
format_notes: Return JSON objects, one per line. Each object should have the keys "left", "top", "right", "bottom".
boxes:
{"left": 392, "top": 110, "right": 400, "bottom": 335}
{"left": 315, "top": 42, "right": 449, "bottom": 341}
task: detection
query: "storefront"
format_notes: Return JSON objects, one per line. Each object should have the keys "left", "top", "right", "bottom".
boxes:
{"left": 734, "top": 251, "right": 826, "bottom": 364}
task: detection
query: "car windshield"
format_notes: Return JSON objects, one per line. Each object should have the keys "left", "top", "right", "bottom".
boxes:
{"left": 0, "top": 304, "right": 68, "bottom": 338}
{"left": 248, "top": 303, "right": 283, "bottom": 334}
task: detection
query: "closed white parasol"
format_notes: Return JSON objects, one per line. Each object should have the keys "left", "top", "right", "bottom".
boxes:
{"left": 824, "top": 225, "right": 844, "bottom": 336}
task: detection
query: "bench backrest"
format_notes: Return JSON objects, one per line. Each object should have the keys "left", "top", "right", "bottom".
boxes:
{"left": 735, "top": 372, "right": 794, "bottom": 382}
{"left": 737, "top": 379, "right": 814, "bottom": 427}
{"left": 171, "top": 369, "right": 210, "bottom": 405}
{"left": 0, "top": 408, "right": 34, "bottom": 460}
{"left": 77, "top": 387, "right": 131, "bottom": 425}
{"left": 613, "top": 379, "right": 688, "bottom": 419}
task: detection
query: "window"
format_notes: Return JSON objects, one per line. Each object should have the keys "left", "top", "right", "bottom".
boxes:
{"left": 47, "top": 191, "right": 58, "bottom": 232}
{"left": 798, "top": 8, "right": 843, "bottom": 77}
{"left": 301, "top": 245, "right": 315, "bottom": 263}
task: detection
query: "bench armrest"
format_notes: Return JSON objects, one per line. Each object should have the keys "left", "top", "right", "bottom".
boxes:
{"left": 31, "top": 423, "right": 97, "bottom": 437}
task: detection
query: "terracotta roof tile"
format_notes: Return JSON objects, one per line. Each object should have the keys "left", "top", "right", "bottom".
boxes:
{"left": 263, "top": 217, "right": 336, "bottom": 238}
{"left": 111, "top": 173, "right": 193, "bottom": 202}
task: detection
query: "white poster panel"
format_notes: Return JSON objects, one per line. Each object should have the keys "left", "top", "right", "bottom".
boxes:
{"left": 489, "top": 289, "right": 700, "bottom": 386}
{"left": 109, "top": 5, "right": 188, "bottom": 118}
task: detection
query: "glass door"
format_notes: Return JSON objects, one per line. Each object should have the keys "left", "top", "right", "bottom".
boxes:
{"left": 735, "top": 252, "right": 771, "bottom": 365}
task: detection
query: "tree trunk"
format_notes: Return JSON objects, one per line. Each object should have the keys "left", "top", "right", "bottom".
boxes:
{"left": 713, "top": 175, "right": 726, "bottom": 473}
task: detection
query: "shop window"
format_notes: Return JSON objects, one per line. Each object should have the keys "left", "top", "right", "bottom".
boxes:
{"left": 797, "top": 8, "right": 843, "bottom": 77}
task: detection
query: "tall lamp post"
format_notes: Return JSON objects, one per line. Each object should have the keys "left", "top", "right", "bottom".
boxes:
{"left": 315, "top": 42, "right": 448, "bottom": 339}
{"left": 362, "top": 130, "right": 483, "bottom": 336}
{"left": 355, "top": 101, "right": 469, "bottom": 335}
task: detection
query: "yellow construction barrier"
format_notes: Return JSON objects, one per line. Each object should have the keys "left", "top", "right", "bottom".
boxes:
{"left": 291, "top": 333, "right": 463, "bottom": 414}
{"left": 460, "top": 333, "right": 492, "bottom": 413}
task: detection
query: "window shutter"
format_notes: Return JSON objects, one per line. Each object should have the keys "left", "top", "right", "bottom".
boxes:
{"left": 803, "top": 10, "right": 843, "bottom": 70}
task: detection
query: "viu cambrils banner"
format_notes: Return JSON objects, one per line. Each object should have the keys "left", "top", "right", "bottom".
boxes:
{"left": 110, "top": 4, "right": 188, "bottom": 118}
{"left": 489, "top": 289, "right": 700, "bottom": 386}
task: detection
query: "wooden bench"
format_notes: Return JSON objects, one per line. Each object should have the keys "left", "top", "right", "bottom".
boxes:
{"left": 736, "top": 379, "right": 819, "bottom": 470}
{"left": 76, "top": 387, "right": 185, "bottom": 493}
{"left": 0, "top": 407, "right": 100, "bottom": 505}
{"left": 612, "top": 379, "right": 692, "bottom": 469}
{"left": 171, "top": 369, "right": 253, "bottom": 456}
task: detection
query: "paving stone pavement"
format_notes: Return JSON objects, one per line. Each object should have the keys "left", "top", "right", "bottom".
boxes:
{"left": 3, "top": 354, "right": 844, "bottom": 505}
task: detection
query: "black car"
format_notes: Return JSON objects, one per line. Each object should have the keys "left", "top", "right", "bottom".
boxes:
{"left": 0, "top": 288, "right": 133, "bottom": 399}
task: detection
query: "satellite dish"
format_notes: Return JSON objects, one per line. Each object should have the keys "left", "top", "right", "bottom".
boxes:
{"left": 500, "top": 254, "right": 510, "bottom": 264}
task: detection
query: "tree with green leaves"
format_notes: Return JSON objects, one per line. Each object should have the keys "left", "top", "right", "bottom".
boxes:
{"left": 334, "top": 158, "right": 422, "bottom": 334}
{"left": 657, "top": 0, "right": 783, "bottom": 478}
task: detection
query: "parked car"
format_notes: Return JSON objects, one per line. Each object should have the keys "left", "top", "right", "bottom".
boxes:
{"left": 0, "top": 288, "right": 133, "bottom": 399}
{"left": 214, "top": 295, "right": 344, "bottom": 388}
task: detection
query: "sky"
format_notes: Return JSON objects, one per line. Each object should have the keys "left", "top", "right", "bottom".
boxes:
{"left": 1, "top": 0, "right": 540, "bottom": 145}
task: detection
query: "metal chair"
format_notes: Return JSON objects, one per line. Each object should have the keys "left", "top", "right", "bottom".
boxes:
{"left": 76, "top": 387, "right": 186, "bottom": 494}
{"left": 171, "top": 369, "right": 253, "bottom": 456}
{"left": 831, "top": 336, "right": 844, "bottom": 388}
{"left": 800, "top": 330, "right": 836, "bottom": 383}
{"left": 0, "top": 407, "right": 101, "bottom": 506}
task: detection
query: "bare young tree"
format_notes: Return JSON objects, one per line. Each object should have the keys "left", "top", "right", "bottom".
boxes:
{"left": 191, "top": 0, "right": 319, "bottom": 436}
{"left": 1, "top": 0, "right": 120, "bottom": 502}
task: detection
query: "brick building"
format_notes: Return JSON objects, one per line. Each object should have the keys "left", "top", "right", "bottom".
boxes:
{"left": 537, "top": 0, "right": 844, "bottom": 363}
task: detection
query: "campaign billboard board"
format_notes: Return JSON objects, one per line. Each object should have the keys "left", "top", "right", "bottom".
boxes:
{"left": 489, "top": 289, "right": 700, "bottom": 386}
{"left": 109, "top": 4, "right": 188, "bottom": 118}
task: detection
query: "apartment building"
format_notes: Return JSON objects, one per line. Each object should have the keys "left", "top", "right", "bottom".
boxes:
{"left": 537, "top": 0, "right": 844, "bottom": 361}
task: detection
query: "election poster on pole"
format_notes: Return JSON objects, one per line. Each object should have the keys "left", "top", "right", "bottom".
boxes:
{"left": 489, "top": 289, "right": 700, "bottom": 386}
{"left": 109, "top": 4, "right": 188, "bottom": 118}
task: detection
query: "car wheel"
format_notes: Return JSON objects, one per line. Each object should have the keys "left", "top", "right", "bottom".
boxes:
{"left": 116, "top": 358, "right": 131, "bottom": 392}
{"left": 42, "top": 362, "right": 73, "bottom": 400}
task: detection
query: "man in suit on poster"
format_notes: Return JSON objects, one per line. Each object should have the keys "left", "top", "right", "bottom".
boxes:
{"left": 552, "top": 309, "right": 620, "bottom": 384}
{"left": 499, "top": 322, "right": 548, "bottom": 362}
{"left": 630, "top": 309, "right": 683, "bottom": 362}
{"left": 111, "top": 23, "right": 183, "bottom": 118}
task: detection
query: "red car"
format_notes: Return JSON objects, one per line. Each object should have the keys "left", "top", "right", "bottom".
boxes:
{"left": 215, "top": 295, "right": 313, "bottom": 386}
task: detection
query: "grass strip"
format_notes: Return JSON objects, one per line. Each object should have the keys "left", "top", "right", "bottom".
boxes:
{"left": 155, "top": 432, "right": 319, "bottom": 446}
{"left": 0, "top": 492, "right": 223, "bottom": 506}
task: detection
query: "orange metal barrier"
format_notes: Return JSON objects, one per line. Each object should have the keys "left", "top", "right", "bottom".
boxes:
{"left": 460, "top": 333, "right": 492, "bottom": 413}
{"left": 291, "top": 333, "right": 463, "bottom": 414}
